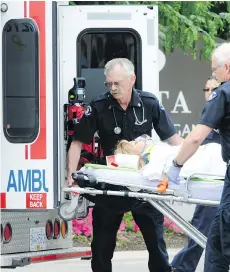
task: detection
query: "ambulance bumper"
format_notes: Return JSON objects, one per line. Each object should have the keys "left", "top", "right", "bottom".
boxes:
{"left": 1, "top": 247, "right": 91, "bottom": 268}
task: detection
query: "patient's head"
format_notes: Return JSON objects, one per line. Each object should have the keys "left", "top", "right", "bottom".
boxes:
{"left": 115, "top": 140, "right": 145, "bottom": 169}
{"left": 115, "top": 135, "right": 153, "bottom": 169}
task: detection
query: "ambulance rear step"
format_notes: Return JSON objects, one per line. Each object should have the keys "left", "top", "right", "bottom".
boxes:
{"left": 1, "top": 246, "right": 91, "bottom": 268}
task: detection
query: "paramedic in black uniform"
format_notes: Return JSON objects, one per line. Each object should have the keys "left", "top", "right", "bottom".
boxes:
{"left": 166, "top": 43, "right": 230, "bottom": 272}
{"left": 171, "top": 77, "right": 221, "bottom": 272}
{"left": 66, "top": 58, "right": 182, "bottom": 272}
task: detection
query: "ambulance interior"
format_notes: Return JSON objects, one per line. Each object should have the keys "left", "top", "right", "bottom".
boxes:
{"left": 78, "top": 31, "right": 141, "bottom": 103}
{"left": 67, "top": 30, "right": 142, "bottom": 168}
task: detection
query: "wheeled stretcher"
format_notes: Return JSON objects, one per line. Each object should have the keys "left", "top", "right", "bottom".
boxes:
{"left": 60, "top": 163, "right": 224, "bottom": 249}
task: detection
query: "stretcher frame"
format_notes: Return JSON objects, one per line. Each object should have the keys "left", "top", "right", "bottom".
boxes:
{"left": 61, "top": 171, "right": 222, "bottom": 250}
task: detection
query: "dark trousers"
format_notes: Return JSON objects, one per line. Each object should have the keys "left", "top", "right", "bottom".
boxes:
{"left": 171, "top": 205, "right": 218, "bottom": 272}
{"left": 91, "top": 202, "right": 171, "bottom": 272}
{"left": 204, "top": 166, "right": 230, "bottom": 272}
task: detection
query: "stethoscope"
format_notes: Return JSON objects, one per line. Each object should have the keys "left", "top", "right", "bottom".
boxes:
{"left": 111, "top": 99, "right": 147, "bottom": 135}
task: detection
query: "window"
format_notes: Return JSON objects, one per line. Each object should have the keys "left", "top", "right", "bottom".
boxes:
{"left": 77, "top": 29, "right": 142, "bottom": 103}
{"left": 2, "top": 19, "right": 39, "bottom": 143}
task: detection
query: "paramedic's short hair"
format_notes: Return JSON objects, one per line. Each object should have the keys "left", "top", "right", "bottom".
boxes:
{"left": 212, "top": 42, "right": 230, "bottom": 66}
{"left": 104, "top": 58, "right": 135, "bottom": 77}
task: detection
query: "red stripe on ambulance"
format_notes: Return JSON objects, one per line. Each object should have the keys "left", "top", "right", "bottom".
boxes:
{"left": 25, "top": 145, "right": 28, "bottom": 160}
{"left": 29, "top": 1, "right": 47, "bottom": 160}
{"left": 24, "top": 1, "right": 27, "bottom": 17}
{"left": 0, "top": 193, "right": 6, "bottom": 209}
{"left": 24, "top": 2, "right": 28, "bottom": 159}
{"left": 30, "top": 251, "right": 92, "bottom": 263}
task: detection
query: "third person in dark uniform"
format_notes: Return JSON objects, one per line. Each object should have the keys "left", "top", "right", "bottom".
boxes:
{"left": 171, "top": 77, "right": 221, "bottom": 272}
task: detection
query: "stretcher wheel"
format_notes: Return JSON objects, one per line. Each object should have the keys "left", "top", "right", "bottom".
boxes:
{"left": 58, "top": 202, "right": 77, "bottom": 221}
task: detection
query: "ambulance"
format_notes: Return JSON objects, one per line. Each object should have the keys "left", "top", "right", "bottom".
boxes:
{"left": 0, "top": 1, "right": 159, "bottom": 267}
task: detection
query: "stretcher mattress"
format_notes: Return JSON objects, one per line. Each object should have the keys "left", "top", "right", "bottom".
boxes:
{"left": 81, "top": 164, "right": 224, "bottom": 202}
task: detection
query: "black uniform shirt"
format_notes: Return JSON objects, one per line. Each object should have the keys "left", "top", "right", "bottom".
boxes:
{"left": 73, "top": 89, "right": 176, "bottom": 156}
{"left": 198, "top": 81, "right": 230, "bottom": 162}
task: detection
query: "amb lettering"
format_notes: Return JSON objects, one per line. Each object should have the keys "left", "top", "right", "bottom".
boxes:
{"left": 7, "top": 169, "right": 49, "bottom": 192}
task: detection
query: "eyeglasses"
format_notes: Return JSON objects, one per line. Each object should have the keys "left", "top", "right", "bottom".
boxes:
{"left": 104, "top": 81, "right": 121, "bottom": 88}
{"left": 104, "top": 80, "right": 125, "bottom": 89}
{"left": 203, "top": 88, "right": 212, "bottom": 92}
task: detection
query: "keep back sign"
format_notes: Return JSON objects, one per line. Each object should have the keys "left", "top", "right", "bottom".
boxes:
{"left": 26, "top": 193, "right": 47, "bottom": 209}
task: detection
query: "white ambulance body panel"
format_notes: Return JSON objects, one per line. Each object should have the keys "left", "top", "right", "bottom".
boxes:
{"left": 1, "top": 1, "right": 55, "bottom": 210}
{"left": 0, "top": 2, "right": 75, "bottom": 262}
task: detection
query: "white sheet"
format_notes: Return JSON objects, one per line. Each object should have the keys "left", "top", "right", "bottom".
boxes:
{"left": 141, "top": 142, "right": 226, "bottom": 180}
{"left": 81, "top": 166, "right": 224, "bottom": 202}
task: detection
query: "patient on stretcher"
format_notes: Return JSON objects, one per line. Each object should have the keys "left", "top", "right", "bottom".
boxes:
{"left": 114, "top": 134, "right": 226, "bottom": 181}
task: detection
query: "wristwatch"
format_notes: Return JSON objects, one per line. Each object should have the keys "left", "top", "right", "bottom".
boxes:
{"left": 172, "top": 159, "right": 183, "bottom": 168}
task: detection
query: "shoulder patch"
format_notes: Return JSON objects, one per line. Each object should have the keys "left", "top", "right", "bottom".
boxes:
{"left": 208, "top": 91, "right": 218, "bottom": 101}
{"left": 159, "top": 101, "right": 165, "bottom": 110}
{"left": 84, "top": 105, "right": 92, "bottom": 116}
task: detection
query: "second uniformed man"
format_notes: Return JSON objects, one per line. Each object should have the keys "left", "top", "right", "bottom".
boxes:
{"left": 166, "top": 43, "right": 230, "bottom": 272}
{"left": 66, "top": 58, "right": 182, "bottom": 272}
